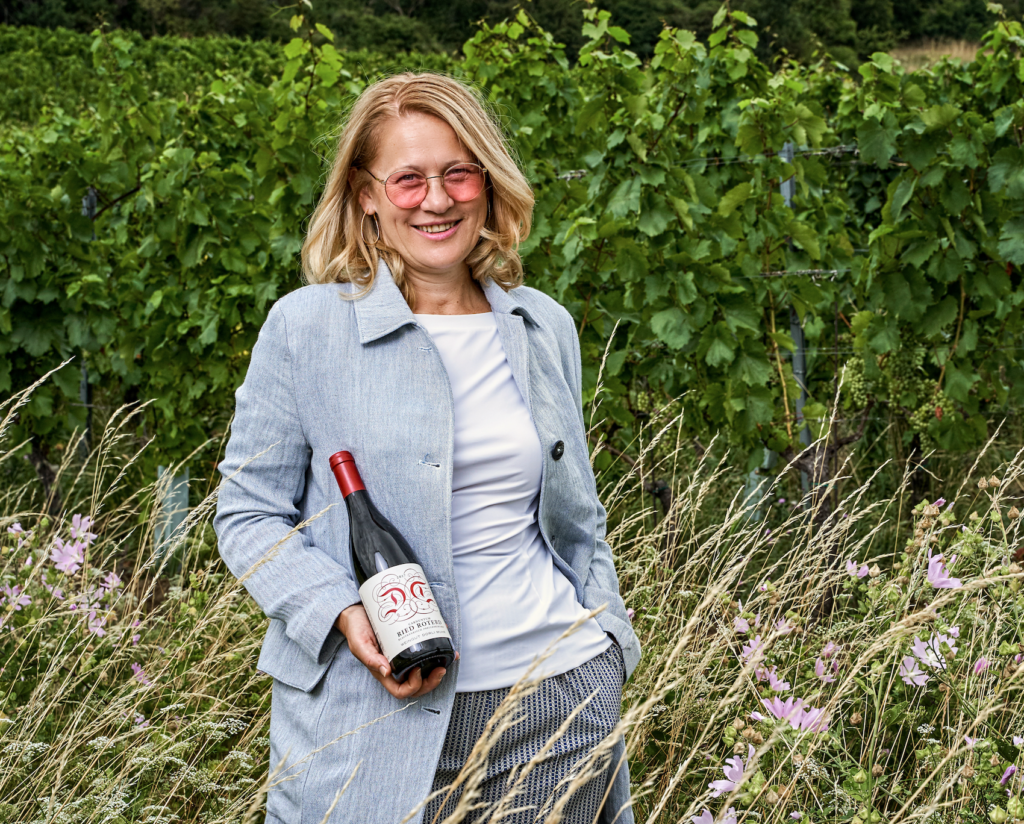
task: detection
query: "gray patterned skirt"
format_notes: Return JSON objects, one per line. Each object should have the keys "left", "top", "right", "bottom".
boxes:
{"left": 422, "top": 641, "right": 628, "bottom": 824}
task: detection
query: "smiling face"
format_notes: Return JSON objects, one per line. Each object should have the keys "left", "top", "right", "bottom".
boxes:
{"left": 355, "top": 111, "right": 488, "bottom": 285}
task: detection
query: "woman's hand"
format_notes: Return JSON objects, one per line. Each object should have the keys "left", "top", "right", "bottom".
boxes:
{"left": 336, "top": 603, "right": 458, "bottom": 699}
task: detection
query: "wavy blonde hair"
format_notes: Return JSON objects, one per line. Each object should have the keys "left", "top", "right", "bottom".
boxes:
{"left": 301, "top": 72, "right": 535, "bottom": 306}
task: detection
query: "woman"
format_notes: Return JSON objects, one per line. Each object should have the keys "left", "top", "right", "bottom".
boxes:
{"left": 214, "top": 72, "right": 641, "bottom": 824}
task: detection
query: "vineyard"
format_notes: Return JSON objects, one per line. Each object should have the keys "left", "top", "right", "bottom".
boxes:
{"left": 2, "top": 8, "right": 1024, "bottom": 511}
{"left": 3, "top": 7, "right": 1024, "bottom": 824}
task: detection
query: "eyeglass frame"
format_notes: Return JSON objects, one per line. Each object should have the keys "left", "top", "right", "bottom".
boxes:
{"left": 362, "top": 162, "right": 489, "bottom": 208}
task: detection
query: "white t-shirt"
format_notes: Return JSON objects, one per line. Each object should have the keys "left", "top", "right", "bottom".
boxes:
{"left": 413, "top": 311, "right": 612, "bottom": 692}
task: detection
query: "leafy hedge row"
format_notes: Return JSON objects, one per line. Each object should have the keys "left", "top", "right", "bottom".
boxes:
{"left": 1, "top": 8, "right": 1023, "bottom": 488}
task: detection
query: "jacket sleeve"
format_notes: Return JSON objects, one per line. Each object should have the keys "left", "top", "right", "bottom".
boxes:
{"left": 562, "top": 308, "right": 643, "bottom": 680}
{"left": 214, "top": 301, "right": 362, "bottom": 667}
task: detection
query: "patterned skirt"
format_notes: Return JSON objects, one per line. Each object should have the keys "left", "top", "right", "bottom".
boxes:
{"left": 422, "top": 641, "right": 628, "bottom": 824}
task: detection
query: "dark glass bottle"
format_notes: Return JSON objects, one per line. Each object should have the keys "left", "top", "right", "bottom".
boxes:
{"left": 330, "top": 450, "right": 455, "bottom": 684}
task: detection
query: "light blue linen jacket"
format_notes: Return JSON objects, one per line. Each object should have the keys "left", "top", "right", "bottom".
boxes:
{"left": 214, "top": 259, "right": 641, "bottom": 824}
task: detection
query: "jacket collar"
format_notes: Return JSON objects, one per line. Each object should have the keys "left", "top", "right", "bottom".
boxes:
{"left": 350, "top": 258, "right": 540, "bottom": 345}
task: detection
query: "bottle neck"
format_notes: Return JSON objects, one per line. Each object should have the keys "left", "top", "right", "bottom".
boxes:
{"left": 330, "top": 453, "right": 366, "bottom": 498}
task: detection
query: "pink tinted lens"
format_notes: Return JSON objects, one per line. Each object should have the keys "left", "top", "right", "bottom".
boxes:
{"left": 443, "top": 166, "right": 485, "bottom": 201}
{"left": 386, "top": 173, "right": 428, "bottom": 209}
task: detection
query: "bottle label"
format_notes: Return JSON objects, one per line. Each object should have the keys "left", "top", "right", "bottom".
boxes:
{"left": 358, "top": 563, "right": 452, "bottom": 661}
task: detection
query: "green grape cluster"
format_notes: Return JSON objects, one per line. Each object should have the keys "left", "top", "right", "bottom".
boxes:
{"left": 842, "top": 356, "right": 871, "bottom": 408}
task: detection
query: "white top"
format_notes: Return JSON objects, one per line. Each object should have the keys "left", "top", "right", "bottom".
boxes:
{"left": 414, "top": 311, "right": 611, "bottom": 692}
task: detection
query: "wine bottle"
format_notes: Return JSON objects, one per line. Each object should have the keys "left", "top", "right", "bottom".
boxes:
{"left": 329, "top": 450, "right": 455, "bottom": 684}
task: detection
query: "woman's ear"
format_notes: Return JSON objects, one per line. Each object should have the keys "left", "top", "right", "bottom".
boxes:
{"left": 350, "top": 168, "right": 375, "bottom": 215}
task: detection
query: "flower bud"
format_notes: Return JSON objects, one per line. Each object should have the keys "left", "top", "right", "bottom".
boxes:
{"left": 991, "top": 753, "right": 1002, "bottom": 766}
{"left": 964, "top": 764, "right": 975, "bottom": 777}
{"left": 850, "top": 712, "right": 863, "bottom": 725}
{"left": 765, "top": 790, "right": 780, "bottom": 805}
{"left": 733, "top": 718, "right": 745, "bottom": 731}
{"left": 853, "top": 769, "right": 868, "bottom": 784}
{"left": 1007, "top": 797, "right": 1024, "bottom": 819}
{"left": 1009, "top": 507, "right": 1021, "bottom": 519}
{"left": 979, "top": 478, "right": 990, "bottom": 490}
{"left": 733, "top": 741, "right": 747, "bottom": 755}
{"left": 872, "top": 764, "right": 884, "bottom": 777}
{"left": 990, "top": 806, "right": 1008, "bottom": 824}
{"left": 869, "top": 564, "right": 881, "bottom": 578}
{"left": 989, "top": 475, "right": 1001, "bottom": 488}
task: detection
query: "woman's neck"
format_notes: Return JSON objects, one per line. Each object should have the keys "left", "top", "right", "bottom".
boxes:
{"left": 405, "top": 266, "right": 491, "bottom": 315}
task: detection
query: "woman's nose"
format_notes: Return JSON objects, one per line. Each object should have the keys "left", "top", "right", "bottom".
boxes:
{"left": 420, "top": 176, "right": 455, "bottom": 213}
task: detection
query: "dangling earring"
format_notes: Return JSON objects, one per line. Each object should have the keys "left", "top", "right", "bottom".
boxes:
{"left": 360, "top": 212, "right": 381, "bottom": 246}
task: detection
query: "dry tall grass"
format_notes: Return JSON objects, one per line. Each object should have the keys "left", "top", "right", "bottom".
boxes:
{"left": 2, "top": 363, "right": 1024, "bottom": 824}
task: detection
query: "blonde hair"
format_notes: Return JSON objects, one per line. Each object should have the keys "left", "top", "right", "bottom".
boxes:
{"left": 300, "top": 72, "right": 535, "bottom": 306}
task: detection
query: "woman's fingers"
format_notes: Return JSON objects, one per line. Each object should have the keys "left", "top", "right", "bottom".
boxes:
{"left": 341, "top": 603, "right": 458, "bottom": 699}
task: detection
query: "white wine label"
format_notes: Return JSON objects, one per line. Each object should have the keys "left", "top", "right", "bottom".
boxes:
{"left": 358, "top": 563, "right": 452, "bottom": 662}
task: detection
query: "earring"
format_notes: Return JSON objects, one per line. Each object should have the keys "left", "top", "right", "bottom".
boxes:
{"left": 360, "top": 212, "right": 381, "bottom": 246}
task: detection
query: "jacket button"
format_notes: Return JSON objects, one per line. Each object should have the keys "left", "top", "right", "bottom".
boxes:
{"left": 551, "top": 440, "right": 565, "bottom": 461}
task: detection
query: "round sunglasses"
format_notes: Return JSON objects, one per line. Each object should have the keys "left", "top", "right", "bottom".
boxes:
{"left": 364, "top": 162, "right": 488, "bottom": 209}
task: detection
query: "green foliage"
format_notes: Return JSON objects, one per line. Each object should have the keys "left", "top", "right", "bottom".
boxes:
{"left": 2, "top": 7, "right": 1024, "bottom": 486}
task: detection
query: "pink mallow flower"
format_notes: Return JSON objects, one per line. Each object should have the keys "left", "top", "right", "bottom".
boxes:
{"left": 774, "top": 618, "right": 796, "bottom": 636}
{"left": 794, "top": 706, "right": 829, "bottom": 733}
{"left": 734, "top": 615, "right": 750, "bottom": 633}
{"left": 846, "top": 560, "right": 869, "bottom": 578}
{"left": 763, "top": 696, "right": 805, "bottom": 722}
{"left": 131, "top": 662, "right": 152, "bottom": 686}
{"left": 741, "top": 635, "right": 764, "bottom": 663}
{"left": 70, "top": 514, "right": 98, "bottom": 545}
{"left": 964, "top": 735, "right": 978, "bottom": 749}
{"left": 1, "top": 584, "right": 32, "bottom": 611}
{"left": 975, "top": 657, "right": 991, "bottom": 675}
{"left": 927, "top": 552, "right": 962, "bottom": 589}
{"left": 1001, "top": 765, "right": 1016, "bottom": 786}
{"left": 899, "top": 655, "right": 930, "bottom": 687}
{"left": 134, "top": 714, "right": 150, "bottom": 729}
{"left": 767, "top": 668, "right": 791, "bottom": 692}
{"left": 100, "top": 571, "right": 122, "bottom": 593}
{"left": 815, "top": 657, "right": 837, "bottom": 684}
{"left": 821, "top": 641, "right": 841, "bottom": 659}
{"left": 709, "top": 744, "right": 754, "bottom": 797}
{"left": 87, "top": 610, "right": 107, "bottom": 637}
{"left": 912, "top": 633, "right": 957, "bottom": 671}
{"left": 50, "top": 537, "right": 85, "bottom": 575}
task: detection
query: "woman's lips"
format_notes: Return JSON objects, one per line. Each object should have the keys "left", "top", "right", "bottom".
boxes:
{"left": 412, "top": 219, "right": 463, "bottom": 241}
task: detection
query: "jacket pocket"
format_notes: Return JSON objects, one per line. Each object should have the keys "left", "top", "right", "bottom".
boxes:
{"left": 257, "top": 617, "right": 336, "bottom": 693}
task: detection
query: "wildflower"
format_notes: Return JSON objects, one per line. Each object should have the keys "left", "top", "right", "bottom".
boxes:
{"left": 777, "top": 498, "right": 786, "bottom": 504}
{"left": 790, "top": 814, "right": 802, "bottom": 821}
{"left": 912, "top": 633, "right": 957, "bottom": 670}
{"left": 976, "top": 657, "right": 992, "bottom": 674}
{"left": 1015, "top": 735, "right": 1024, "bottom": 747}
{"left": 815, "top": 657, "right": 837, "bottom": 684}
{"left": 821, "top": 641, "right": 840, "bottom": 659}
{"left": 965, "top": 735, "right": 978, "bottom": 749}
{"left": 691, "top": 810, "right": 714, "bottom": 824}
{"left": 720, "top": 810, "right": 738, "bottom": 824}
{"left": 7, "top": 523, "right": 25, "bottom": 535}
{"left": 846, "top": 560, "right": 869, "bottom": 578}
{"left": 774, "top": 618, "right": 796, "bottom": 635}
{"left": 767, "top": 668, "right": 791, "bottom": 692}
{"left": 709, "top": 744, "right": 754, "bottom": 797}
{"left": 87, "top": 610, "right": 107, "bottom": 637}
{"left": 50, "top": 537, "right": 85, "bottom": 575}
{"left": 134, "top": 714, "right": 149, "bottom": 729}
{"left": 70, "top": 514, "right": 98, "bottom": 545}
{"left": 1002, "top": 765, "right": 1017, "bottom": 785}
{"left": 741, "top": 635, "right": 764, "bottom": 663}
{"left": 101, "top": 571, "right": 122, "bottom": 592}
{"left": 1, "top": 584, "right": 32, "bottom": 611}
{"left": 763, "top": 696, "right": 805, "bottom": 722}
{"left": 132, "top": 634, "right": 141, "bottom": 646}
{"left": 750, "top": 711, "right": 766, "bottom": 722}
{"left": 900, "top": 656, "right": 930, "bottom": 687}
{"left": 131, "top": 662, "right": 152, "bottom": 686}
{"left": 734, "top": 615, "right": 750, "bottom": 633}
{"left": 927, "top": 552, "right": 962, "bottom": 589}
{"left": 626, "top": 608, "right": 635, "bottom": 621}
{"left": 934, "top": 497, "right": 947, "bottom": 508}
{"left": 794, "top": 706, "right": 829, "bottom": 733}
